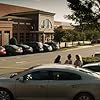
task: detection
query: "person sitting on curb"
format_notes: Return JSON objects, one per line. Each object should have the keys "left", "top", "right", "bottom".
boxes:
{"left": 74, "top": 54, "right": 83, "bottom": 68}
{"left": 54, "top": 55, "right": 61, "bottom": 64}
{"left": 64, "top": 54, "right": 72, "bottom": 64}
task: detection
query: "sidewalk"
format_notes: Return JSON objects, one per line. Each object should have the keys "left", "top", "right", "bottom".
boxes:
{"left": 59, "top": 41, "right": 91, "bottom": 48}
{"left": 60, "top": 43, "right": 100, "bottom": 51}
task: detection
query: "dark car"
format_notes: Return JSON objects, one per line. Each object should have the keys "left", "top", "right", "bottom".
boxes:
{"left": 0, "top": 46, "right": 6, "bottom": 56}
{"left": 3, "top": 45, "right": 23, "bottom": 56}
{"left": 43, "top": 43, "right": 53, "bottom": 52}
{"left": 45, "top": 42, "right": 59, "bottom": 51}
{"left": 26, "top": 42, "right": 44, "bottom": 53}
{"left": 16, "top": 44, "right": 33, "bottom": 54}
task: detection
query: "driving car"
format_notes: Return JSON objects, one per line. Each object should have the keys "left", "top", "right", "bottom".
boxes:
{"left": 0, "top": 64, "right": 100, "bottom": 100}
{"left": 82, "top": 62, "right": 100, "bottom": 73}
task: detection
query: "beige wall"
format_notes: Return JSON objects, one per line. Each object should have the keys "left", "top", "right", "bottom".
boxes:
{"left": 0, "top": 21, "right": 12, "bottom": 45}
{"left": 38, "top": 14, "right": 54, "bottom": 33}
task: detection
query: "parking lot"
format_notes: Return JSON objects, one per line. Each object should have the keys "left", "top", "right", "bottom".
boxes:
{"left": 0, "top": 44, "right": 100, "bottom": 74}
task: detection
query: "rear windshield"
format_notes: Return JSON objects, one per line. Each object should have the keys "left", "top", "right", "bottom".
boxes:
{"left": 95, "top": 54, "right": 100, "bottom": 57}
{"left": 10, "top": 45, "right": 19, "bottom": 49}
{"left": 38, "top": 42, "right": 43, "bottom": 48}
{"left": 0, "top": 46, "right": 3, "bottom": 49}
{"left": 21, "top": 44, "right": 29, "bottom": 48}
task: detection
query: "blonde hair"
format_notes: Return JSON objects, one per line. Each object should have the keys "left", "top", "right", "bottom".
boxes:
{"left": 78, "top": 54, "right": 83, "bottom": 64}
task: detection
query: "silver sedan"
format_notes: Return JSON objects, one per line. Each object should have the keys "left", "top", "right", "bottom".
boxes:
{"left": 0, "top": 64, "right": 100, "bottom": 100}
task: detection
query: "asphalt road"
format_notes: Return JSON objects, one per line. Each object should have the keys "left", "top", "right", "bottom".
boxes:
{"left": 0, "top": 44, "right": 100, "bottom": 73}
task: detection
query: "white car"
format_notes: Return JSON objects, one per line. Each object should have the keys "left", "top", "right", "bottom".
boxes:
{"left": 0, "top": 64, "right": 100, "bottom": 100}
{"left": 82, "top": 62, "right": 100, "bottom": 74}
{"left": 94, "top": 52, "right": 100, "bottom": 57}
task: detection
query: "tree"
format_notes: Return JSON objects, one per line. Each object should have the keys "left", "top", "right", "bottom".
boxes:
{"left": 66, "top": 0, "right": 100, "bottom": 32}
{"left": 54, "top": 26, "right": 65, "bottom": 45}
{"left": 9, "top": 37, "right": 17, "bottom": 45}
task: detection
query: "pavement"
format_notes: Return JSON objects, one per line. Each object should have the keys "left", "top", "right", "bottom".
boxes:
{"left": 0, "top": 43, "right": 100, "bottom": 74}
{"left": 66, "top": 44, "right": 100, "bottom": 51}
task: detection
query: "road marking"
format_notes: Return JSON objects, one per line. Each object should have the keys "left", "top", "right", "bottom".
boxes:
{"left": 15, "top": 61, "right": 27, "bottom": 64}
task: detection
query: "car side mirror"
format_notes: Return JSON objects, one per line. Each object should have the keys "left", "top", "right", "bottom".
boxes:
{"left": 19, "top": 76, "right": 24, "bottom": 82}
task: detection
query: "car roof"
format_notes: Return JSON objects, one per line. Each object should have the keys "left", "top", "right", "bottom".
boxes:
{"left": 82, "top": 62, "right": 100, "bottom": 67}
{"left": 95, "top": 52, "right": 100, "bottom": 54}
{"left": 33, "top": 63, "right": 78, "bottom": 70}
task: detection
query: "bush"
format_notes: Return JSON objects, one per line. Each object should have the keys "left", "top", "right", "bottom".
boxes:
{"left": 9, "top": 37, "right": 17, "bottom": 45}
{"left": 82, "top": 57, "right": 100, "bottom": 65}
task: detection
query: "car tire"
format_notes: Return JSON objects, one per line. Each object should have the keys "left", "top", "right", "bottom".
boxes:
{"left": 0, "top": 89, "right": 13, "bottom": 100}
{"left": 73, "top": 92, "right": 94, "bottom": 100}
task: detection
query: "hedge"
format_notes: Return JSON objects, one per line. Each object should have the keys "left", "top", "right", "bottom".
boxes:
{"left": 82, "top": 57, "right": 100, "bottom": 65}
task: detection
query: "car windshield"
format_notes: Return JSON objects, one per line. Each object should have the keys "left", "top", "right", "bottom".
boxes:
{"left": 10, "top": 65, "right": 41, "bottom": 78}
{"left": 10, "top": 66, "right": 34, "bottom": 78}
{"left": 0, "top": 66, "right": 35, "bottom": 79}
{"left": 77, "top": 68, "right": 100, "bottom": 78}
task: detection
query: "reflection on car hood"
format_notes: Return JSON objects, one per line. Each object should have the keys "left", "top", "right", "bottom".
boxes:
{"left": 0, "top": 72, "right": 18, "bottom": 79}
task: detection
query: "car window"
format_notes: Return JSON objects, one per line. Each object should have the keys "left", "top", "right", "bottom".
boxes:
{"left": 85, "top": 66, "right": 100, "bottom": 72}
{"left": 50, "top": 71, "right": 81, "bottom": 80}
{"left": 24, "top": 70, "right": 49, "bottom": 80}
{"left": 94, "top": 54, "right": 100, "bottom": 57}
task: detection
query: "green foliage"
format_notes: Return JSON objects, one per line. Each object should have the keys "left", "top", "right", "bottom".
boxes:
{"left": 82, "top": 57, "right": 100, "bottom": 65}
{"left": 54, "top": 27, "right": 65, "bottom": 43}
{"left": 54, "top": 27, "right": 87, "bottom": 43}
{"left": 66, "top": 0, "right": 100, "bottom": 32}
{"left": 65, "top": 30, "right": 80, "bottom": 41}
{"left": 9, "top": 37, "right": 17, "bottom": 45}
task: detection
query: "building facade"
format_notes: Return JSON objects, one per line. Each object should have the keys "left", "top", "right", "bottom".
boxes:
{"left": 0, "top": 21, "right": 12, "bottom": 45}
{"left": 0, "top": 4, "right": 55, "bottom": 45}
{"left": 10, "top": 11, "right": 55, "bottom": 43}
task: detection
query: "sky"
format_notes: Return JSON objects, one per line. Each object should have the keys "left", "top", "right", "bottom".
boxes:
{"left": 0, "top": 0, "right": 72, "bottom": 23}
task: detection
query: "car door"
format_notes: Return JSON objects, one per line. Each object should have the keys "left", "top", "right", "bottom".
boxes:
{"left": 48, "top": 70, "right": 82, "bottom": 100}
{"left": 15, "top": 70, "right": 49, "bottom": 100}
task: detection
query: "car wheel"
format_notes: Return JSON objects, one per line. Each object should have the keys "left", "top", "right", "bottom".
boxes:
{"left": 73, "top": 92, "right": 94, "bottom": 100}
{"left": 0, "top": 89, "right": 12, "bottom": 100}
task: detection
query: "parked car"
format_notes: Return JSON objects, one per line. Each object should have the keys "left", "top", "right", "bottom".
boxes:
{"left": 94, "top": 52, "right": 100, "bottom": 57}
{"left": 16, "top": 44, "right": 33, "bottom": 54}
{"left": 82, "top": 62, "right": 100, "bottom": 74}
{"left": 26, "top": 42, "right": 44, "bottom": 53}
{"left": 0, "top": 64, "right": 100, "bottom": 100}
{"left": 43, "top": 43, "right": 53, "bottom": 52}
{"left": 3, "top": 45, "right": 23, "bottom": 56}
{"left": 0, "top": 46, "right": 6, "bottom": 56}
{"left": 45, "top": 42, "right": 59, "bottom": 50}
